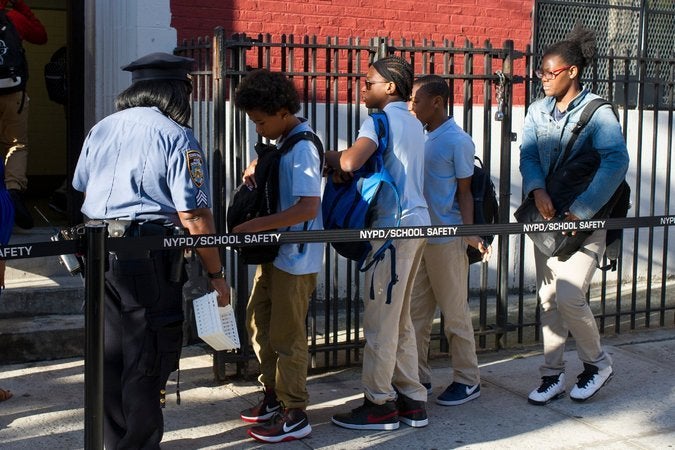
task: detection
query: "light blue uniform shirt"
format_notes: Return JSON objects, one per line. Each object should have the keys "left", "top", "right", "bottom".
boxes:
{"left": 357, "top": 101, "right": 430, "bottom": 227}
{"left": 424, "top": 117, "right": 475, "bottom": 244}
{"left": 73, "top": 107, "right": 211, "bottom": 224}
{"left": 273, "top": 120, "right": 324, "bottom": 275}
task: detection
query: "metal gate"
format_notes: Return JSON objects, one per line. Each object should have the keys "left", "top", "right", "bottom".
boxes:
{"left": 177, "top": 28, "right": 674, "bottom": 378}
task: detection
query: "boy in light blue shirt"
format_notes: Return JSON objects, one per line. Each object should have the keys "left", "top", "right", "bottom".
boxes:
{"left": 409, "top": 75, "right": 490, "bottom": 406}
{"left": 232, "top": 69, "right": 323, "bottom": 444}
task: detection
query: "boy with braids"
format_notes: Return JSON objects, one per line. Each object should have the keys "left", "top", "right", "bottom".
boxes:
{"left": 325, "top": 56, "right": 431, "bottom": 431}
{"left": 520, "top": 24, "right": 628, "bottom": 405}
{"left": 233, "top": 69, "right": 323, "bottom": 443}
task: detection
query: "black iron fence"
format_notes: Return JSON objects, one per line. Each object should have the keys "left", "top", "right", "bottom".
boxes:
{"left": 176, "top": 29, "right": 674, "bottom": 378}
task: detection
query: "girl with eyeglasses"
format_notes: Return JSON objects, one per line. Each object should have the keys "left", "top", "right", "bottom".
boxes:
{"left": 519, "top": 25, "right": 629, "bottom": 406}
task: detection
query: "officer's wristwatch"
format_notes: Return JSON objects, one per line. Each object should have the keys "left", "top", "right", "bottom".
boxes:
{"left": 207, "top": 267, "right": 225, "bottom": 279}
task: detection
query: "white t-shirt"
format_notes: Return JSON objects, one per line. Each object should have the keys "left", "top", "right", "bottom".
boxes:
{"left": 356, "top": 101, "right": 430, "bottom": 227}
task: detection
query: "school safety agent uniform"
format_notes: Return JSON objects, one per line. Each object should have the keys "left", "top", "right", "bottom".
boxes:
{"left": 72, "top": 53, "right": 227, "bottom": 449}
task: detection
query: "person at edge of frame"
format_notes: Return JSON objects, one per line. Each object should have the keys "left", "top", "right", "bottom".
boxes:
{"left": 232, "top": 68, "right": 323, "bottom": 444}
{"left": 0, "top": 157, "right": 15, "bottom": 402}
{"left": 71, "top": 52, "right": 230, "bottom": 450}
{"left": 0, "top": 0, "right": 48, "bottom": 229}
{"left": 408, "top": 74, "right": 491, "bottom": 407}
{"left": 519, "top": 24, "right": 629, "bottom": 406}
{"left": 325, "top": 56, "right": 431, "bottom": 432}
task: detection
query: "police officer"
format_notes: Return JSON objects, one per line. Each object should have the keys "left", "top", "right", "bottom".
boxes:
{"left": 72, "top": 52, "right": 230, "bottom": 449}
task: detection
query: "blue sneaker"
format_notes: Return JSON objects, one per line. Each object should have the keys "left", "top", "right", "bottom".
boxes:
{"left": 422, "top": 382, "right": 432, "bottom": 396}
{"left": 436, "top": 382, "right": 480, "bottom": 406}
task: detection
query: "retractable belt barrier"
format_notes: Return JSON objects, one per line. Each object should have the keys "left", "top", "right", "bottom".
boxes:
{"left": 4, "top": 216, "right": 673, "bottom": 450}
{"left": 1, "top": 215, "right": 674, "bottom": 260}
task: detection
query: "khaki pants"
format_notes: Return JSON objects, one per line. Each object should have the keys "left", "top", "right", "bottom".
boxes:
{"left": 362, "top": 237, "right": 427, "bottom": 404}
{"left": 534, "top": 230, "right": 613, "bottom": 376}
{"left": 0, "top": 91, "right": 29, "bottom": 191}
{"left": 410, "top": 238, "right": 480, "bottom": 386}
{"left": 246, "top": 263, "right": 317, "bottom": 409}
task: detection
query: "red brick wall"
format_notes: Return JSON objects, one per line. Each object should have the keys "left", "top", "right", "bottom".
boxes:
{"left": 171, "top": 0, "right": 533, "bottom": 104}
{"left": 172, "top": 0, "right": 532, "bottom": 49}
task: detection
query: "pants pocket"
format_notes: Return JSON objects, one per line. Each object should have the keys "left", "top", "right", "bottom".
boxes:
{"left": 138, "top": 321, "right": 183, "bottom": 382}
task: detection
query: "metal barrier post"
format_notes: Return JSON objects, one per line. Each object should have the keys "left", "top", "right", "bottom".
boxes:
{"left": 84, "top": 221, "right": 107, "bottom": 450}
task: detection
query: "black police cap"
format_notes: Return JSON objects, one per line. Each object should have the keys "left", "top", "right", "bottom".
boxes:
{"left": 121, "top": 52, "right": 194, "bottom": 83}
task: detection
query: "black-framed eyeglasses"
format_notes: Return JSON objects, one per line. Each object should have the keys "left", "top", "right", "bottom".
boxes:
{"left": 535, "top": 65, "right": 572, "bottom": 81}
{"left": 364, "top": 79, "right": 391, "bottom": 90}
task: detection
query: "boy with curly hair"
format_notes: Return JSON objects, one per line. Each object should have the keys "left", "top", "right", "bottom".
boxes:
{"left": 233, "top": 69, "right": 324, "bottom": 443}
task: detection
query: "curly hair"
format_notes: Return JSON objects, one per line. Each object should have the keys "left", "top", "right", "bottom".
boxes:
{"left": 413, "top": 74, "right": 450, "bottom": 106}
{"left": 372, "top": 56, "right": 414, "bottom": 101}
{"left": 115, "top": 80, "right": 193, "bottom": 126}
{"left": 234, "top": 69, "right": 301, "bottom": 115}
{"left": 543, "top": 23, "right": 597, "bottom": 73}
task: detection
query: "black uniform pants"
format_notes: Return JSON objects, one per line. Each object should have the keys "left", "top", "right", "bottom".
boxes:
{"left": 103, "top": 251, "right": 184, "bottom": 450}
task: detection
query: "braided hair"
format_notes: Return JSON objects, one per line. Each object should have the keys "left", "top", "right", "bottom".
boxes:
{"left": 543, "top": 23, "right": 597, "bottom": 73}
{"left": 372, "top": 56, "right": 414, "bottom": 100}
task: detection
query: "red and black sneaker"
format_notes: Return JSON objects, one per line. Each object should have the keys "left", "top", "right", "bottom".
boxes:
{"left": 240, "top": 387, "right": 281, "bottom": 423}
{"left": 396, "top": 393, "right": 429, "bottom": 427}
{"left": 247, "top": 408, "right": 312, "bottom": 443}
{"left": 331, "top": 397, "right": 399, "bottom": 430}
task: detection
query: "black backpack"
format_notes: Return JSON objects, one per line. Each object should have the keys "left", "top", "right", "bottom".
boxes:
{"left": 44, "top": 46, "right": 67, "bottom": 105}
{"left": 0, "top": 10, "right": 28, "bottom": 95}
{"left": 467, "top": 156, "right": 499, "bottom": 264}
{"left": 227, "top": 130, "right": 324, "bottom": 265}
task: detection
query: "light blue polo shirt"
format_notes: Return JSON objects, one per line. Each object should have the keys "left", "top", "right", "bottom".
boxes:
{"left": 73, "top": 107, "right": 211, "bottom": 224}
{"left": 424, "top": 117, "right": 475, "bottom": 244}
{"left": 273, "top": 120, "right": 324, "bottom": 275}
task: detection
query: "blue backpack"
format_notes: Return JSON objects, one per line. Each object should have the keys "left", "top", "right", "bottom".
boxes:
{"left": 322, "top": 111, "right": 401, "bottom": 303}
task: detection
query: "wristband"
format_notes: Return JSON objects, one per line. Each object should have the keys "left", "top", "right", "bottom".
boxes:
{"left": 207, "top": 267, "right": 225, "bottom": 279}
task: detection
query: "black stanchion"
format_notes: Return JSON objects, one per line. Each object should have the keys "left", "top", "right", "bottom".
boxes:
{"left": 84, "top": 221, "right": 107, "bottom": 450}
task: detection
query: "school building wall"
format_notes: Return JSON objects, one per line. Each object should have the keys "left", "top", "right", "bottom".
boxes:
{"left": 170, "top": 0, "right": 533, "bottom": 106}
{"left": 171, "top": 0, "right": 533, "bottom": 48}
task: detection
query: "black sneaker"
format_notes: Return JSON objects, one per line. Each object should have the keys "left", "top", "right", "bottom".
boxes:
{"left": 436, "top": 382, "right": 481, "bottom": 406}
{"left": 8, "top": 189, "right": 33, "bottom": 229}
{"left": 331, "top": 397, "right": 399, "bottom": 430}
{"left": 422, "top": 382, "right": 432, "bottom": 396}
{"left": 247, "top": 408, "right": 311, "bottom": 443}
{"left": 528, "top": 373, "right": 566, "bottom": 405}
{"left": 570, "top": 364, "right": 613, "bottom": 402}
{"left": 396, "top": 393, "right": 428, "bottom": 427}
{"left": 240, "top": 387, "right": 281, "bottom": 423}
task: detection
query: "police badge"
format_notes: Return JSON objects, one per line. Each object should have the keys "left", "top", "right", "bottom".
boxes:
{"left": 187, "top": 150, "right": 205, "bottom": 188}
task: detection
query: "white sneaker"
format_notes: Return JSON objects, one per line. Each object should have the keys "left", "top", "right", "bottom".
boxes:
{"left": 528, "top": 372, "right": 566, "bottom": 405}
{"left": 570, "top": 364, "right": 613, "bottom": 402}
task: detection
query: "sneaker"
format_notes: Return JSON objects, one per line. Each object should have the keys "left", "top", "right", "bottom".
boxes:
{"left": 240, "top": 387, "right": 281, "bottom": 423}
{"left": 528, "top": 373, "right": 566, "bottom": 405}
{"left": 422, "top": 382, "right": 433, "bottom": 396}
{"left": 436, "top": 382, "right": 481, "bottom": 406}
{"left": 570, "top": 364, "right": 613, "bottom": 402}
{"left": 247, "top": 408, "right": 311, "bottom": 443}
{"left": 396, "top": 393, "right": 428, "bottom": 427}
{"left": 8, "top": 189, "right": 33, "bottom": 229}
{"left": 331, "top": 397, "right": 399, "bottom": 430}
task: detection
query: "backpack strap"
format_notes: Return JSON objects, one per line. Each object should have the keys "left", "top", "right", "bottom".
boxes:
{"left": 277, "top": 130, "right": 324, "bottom": 253}
{"left": 551, "top": 98, "right": 614, "bottom": 176}
{"left": 363, "top": 111, "right": 399, "bottom": 304}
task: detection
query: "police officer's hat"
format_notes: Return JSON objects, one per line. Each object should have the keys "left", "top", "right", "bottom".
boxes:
{"left": 122, "top": 52, "right": 194, "bottom": 83}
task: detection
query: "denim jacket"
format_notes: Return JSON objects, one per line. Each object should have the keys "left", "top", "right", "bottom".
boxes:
{"left": 519, "top": 88, "right": 629, "bottom": 219}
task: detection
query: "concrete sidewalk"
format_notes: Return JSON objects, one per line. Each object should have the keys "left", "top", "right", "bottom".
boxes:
{"left": 0, "top": 328, "right": 673, "bottom": 449}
